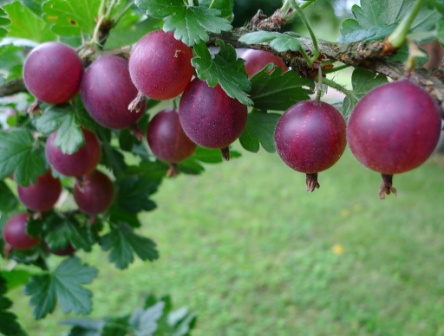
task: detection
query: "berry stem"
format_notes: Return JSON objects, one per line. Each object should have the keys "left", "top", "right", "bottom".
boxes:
{"left": 128, "top": 91, "right": 146, "bottom": 113}
{"left": 221, "top": 147, "right": 230, "bottom": 161}
{"left": 379, "top": 174, "right": 398, "bottom": 200}
{"left": 315, "top": 66, "right": 323, "bottom": 101}
{"left": 386, "top": 0, "right": 426, "bottom": 50}
{"left": 288, "top": 0, "right": 320, "bottom": 66}
{"left": 306, "top": 173, "right": 320, "bottom": 192}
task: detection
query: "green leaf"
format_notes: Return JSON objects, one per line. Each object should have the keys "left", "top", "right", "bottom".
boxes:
{"left": 240, "top": 111, "right": 280, "bottom": 153}
{"left": 192, "top": 40, "right": 252, "bottom": 105}
{"left": 34, "top": 105, "right": 85, "bottom": 154}
{"left": 239, "top": 31, "right": 302, "bottom": 52}
{"left": 24, "top": 257, "right": 98, "bottom": 319}
{"left": 198, "top": 0, "right": 233, "bottom": 19}
{"left": 0, "top": 7, "right": 10, "bottom": 38}
{"left": 114, "top": 176, "right": 158, "bottom": 213}
{"left": 135, "top": 0, "right": 231, "bottom": 46}
{"left": 0, "top": 44, "right": 27, "bottom": 82}
{"left": 41, "top": 214, "right": 93, "bottom": 252}
{"left": 101, "top": 223, "right": 159, "bottom": 269}
{"left": 339, "top": 0, "right": 442, "bottom": 43}
{"left": 0, "top": 269, "right": 34, "bottom": 291}
{"left": 342, "top": 67, "right": 388, "bottom": 117}
{"left": 0, "top": 128, "right": 46, "bottom": 186}
{"left": 21, "top": 0, "right": 44, "bottom": 16}
{"left": 0, "top": 274, "right": 25, "bottom": 336}
{"left": 101, "top": 143, "right": 127, "bottom": 178}
{"left": 250, "top": 64, "right": 314, "bottom": 111}
{"left": 164, "top": 6, "right": 231, "bottom": 46}
{"left": 42, "top": 0, "right": 101, "bottom": 36}
{"left": 3, "top": 1, "right": 56, "bottom": 42}
{"left": 0, "top": 181, "right": 18, "bottom": 212}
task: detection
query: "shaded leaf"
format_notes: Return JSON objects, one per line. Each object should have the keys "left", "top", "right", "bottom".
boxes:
{"left": 0, "top": 7, "right": 10, "bottom": 38}
{"left": 250, "top": 64, "right": 314, "bottom": 111}
{"left": 192, "top": 40, "right": 252, "bottom": 105}
{"left": 239, "top": 31, "right": 302, "bottom": 52}
{"left": 101, "top": 223, "right": 159, "bottom": 269}
{"left": 0, "top": 274, "right": 25, "bottom": 336}
{"left": 0, "top": 181, "right": 18, "bottom": 212}
{"left": 0, "top": 128, "right": 46, "bottom": 186}
{"left": 24, "top": 257, "right": 98, "bottom": 319}
{"left": 240, "top": 111, "right": 280, "bottom": 153}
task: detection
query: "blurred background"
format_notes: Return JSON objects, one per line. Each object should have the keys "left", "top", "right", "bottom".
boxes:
{"left": 7, "top": 0, "right": 444, "bottom": 335}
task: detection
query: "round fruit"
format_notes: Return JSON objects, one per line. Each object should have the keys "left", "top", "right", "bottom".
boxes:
{"left": 2, "top": 213, "right": 39, "bottom": 250}
{"left": 46, "top": 128, "right": 101, "bottom": 177}
{"left": 179, "top": 78, "right": 248, "bottom": 160}
{"left": 18, "top": 170, "right": 62, "bottom": 212}
{"left": 147, "top": 109, "right": 197, "bottom": 176}
{"left": 129, "top": 30, "right": 194, "bottom": 100}
{"left": 23, "top": 42, "right": 83, "bottom": 104}
{"left": 73, "top": 170, "right": 115, "bottom": 214}
{"left": 81, "top": 56, "right": 146, "bottom": 129}
{"left": 274, "top": 100, "right": 346, "bottom": 192}
{"left": 242, "top": 49, "right": 287, "bottom": 77}
{"left": 347, "top": 79, "right": 442, "bottom": 198}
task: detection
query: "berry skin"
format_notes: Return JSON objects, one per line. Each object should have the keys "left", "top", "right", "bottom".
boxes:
{"left": 179, "top": 78, "right": 248, "bottom": 160}
{"left": 46, "top": 128, "right": 101, "bottom": 177}
{"left": 274, "top": 100, "right": 347, "bottom": 192}
{"left": 347, "top": 79, "right": 442, "bottom": 198}
{"left": 3, "top": 213, "right": 39, "bottom": 250}
{"left": 73, "top": 170, "right": 115, "bottom": 215}
{"left": 242, "top": 49, "right": 287, "bottom": 77}
{"left": 147, "top": 109, "right": 197, "bottom": 176}
{"left": 23, "top": 42, "right": 83, "bottom": 104}
{"left": 81, "top": 55, "right": 146, "bottom": 129}
{"left": 129, "top": 30, "right": 194, "bottom": 100}
{"left": 17, "top": 170, "right": 62, "bottom": 212}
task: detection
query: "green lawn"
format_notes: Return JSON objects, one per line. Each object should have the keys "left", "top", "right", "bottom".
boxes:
{"left": 7, "top": 146, "right": 444, "bottom": 336}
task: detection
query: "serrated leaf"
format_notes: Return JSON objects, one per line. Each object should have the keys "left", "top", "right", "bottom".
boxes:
{"left": 44, "top": 215, "right": 93, "bottom": 252}
{"left": 0, "top": 181, "right": 18, "bottom": 212}
{"left": 0, "top": 128, "right": 46, "bottom": 186}
{"left": 21, "top": 0, "right": 44, "bottom": 16}
{"left": 240, "top": 111, "right": 280, "bottom": 153}
{"left": 342, "top": 67, "right": 388, "bottom": 117}
{"left": 339, "top": 0, "right": 442, "bottom": 43}
{"left": 0, "top": 7, "right": 10, "bottom": 38}
{"left": 114, "top": 176, "right": 159, "bottom": 213}
{"left": 0, "top": 44, "right": 26, "bottom": 82}
{"left": 135, "top": 0, "right": 231, "bottom": 46}
{"left": 250, "top": 64, "right": 314, "bottom": 111}
{"left": 1, "top": 269, "right": 34, "bottom": 291}
{"left": 3, "top": 1, "right": 56, "bottom": 42}
{"left": 239, "top": 31, "right": 302, "bottom": 52}
{"left": 164, "top": 6, "right": 231, "bottom": 46}
{"left": 135, "top": 0, "right": 183, "bottom": 18}
{"left": 42, "top": 0, "right": 101, "bottom": 36}
{"left": 34, "top": 105, "right": 85, "bottom": 154}
{"left": 101, "top": 143, "right": 127, "bottom": 178}
{"left": 192, "top": 40, "right": 252, "bottom": 105}
{"left": 0, "top": 274, "right": 25, "bottom": 336}
{"left": 101, "top": 223, "right": 159, "bottom": 269}
{"left": 198, "top": 0, "right": 233, "bottom": 19}
{"left": 24, "top": 257, "right": 98, "bottom": 319}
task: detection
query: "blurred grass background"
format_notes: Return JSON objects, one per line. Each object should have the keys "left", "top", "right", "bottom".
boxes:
{"left": 8, "top": 144, "right": 444, "bottom": 336}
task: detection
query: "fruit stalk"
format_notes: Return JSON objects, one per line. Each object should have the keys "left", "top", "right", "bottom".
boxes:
{"left": 386, "top": 0, "right": 426, "bottom": 50}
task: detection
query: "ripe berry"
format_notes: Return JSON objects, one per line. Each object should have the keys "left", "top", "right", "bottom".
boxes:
{"left": 73, "top": 170, "right": 115, "bottom": 214}
{"left": 23, "top": 42, "right": 83, "bottom": 104}
{"left": 46, "top": 128, "right": 101, "bottom": 177}
{"left": 347, "top": 79, "right": 442, "bottom": 199}
{"left": 17, "top": 170, "right": 62, "bottom": 212}
{"left": 3, "top": 213, "right": 39, "bottom": 250}
{"left": 242, "top": 49, "right": 287, "bottom": 77}
{"left": 274, "top": 100, "right": 346, "bottom": 191}
{"left": 179, "top": 78, "right": 248, "bottom": 160}
{"left": 81, "top": 55, "right": 146, "bottom": 129}
{"left": 147, "top": 109, "right": 197, "bottom": 176}
{"left": 129, "top": 30, "right": 194, "bottom": 101}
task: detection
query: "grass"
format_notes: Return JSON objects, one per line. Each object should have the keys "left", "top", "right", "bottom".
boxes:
{"left": 7, "top": 146, "right": 444, "bottom": 336}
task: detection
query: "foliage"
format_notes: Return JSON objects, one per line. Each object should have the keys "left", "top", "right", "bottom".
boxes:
{"left": 0, "top": 0, "right": 443, "bottom": 335}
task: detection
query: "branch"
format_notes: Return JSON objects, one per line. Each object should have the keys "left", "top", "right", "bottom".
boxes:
{"left": 0, "top": 79, "right": 26, "bottom": 98}
{"left": 1, "top": 30, "right": 443, "bottom": 107}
